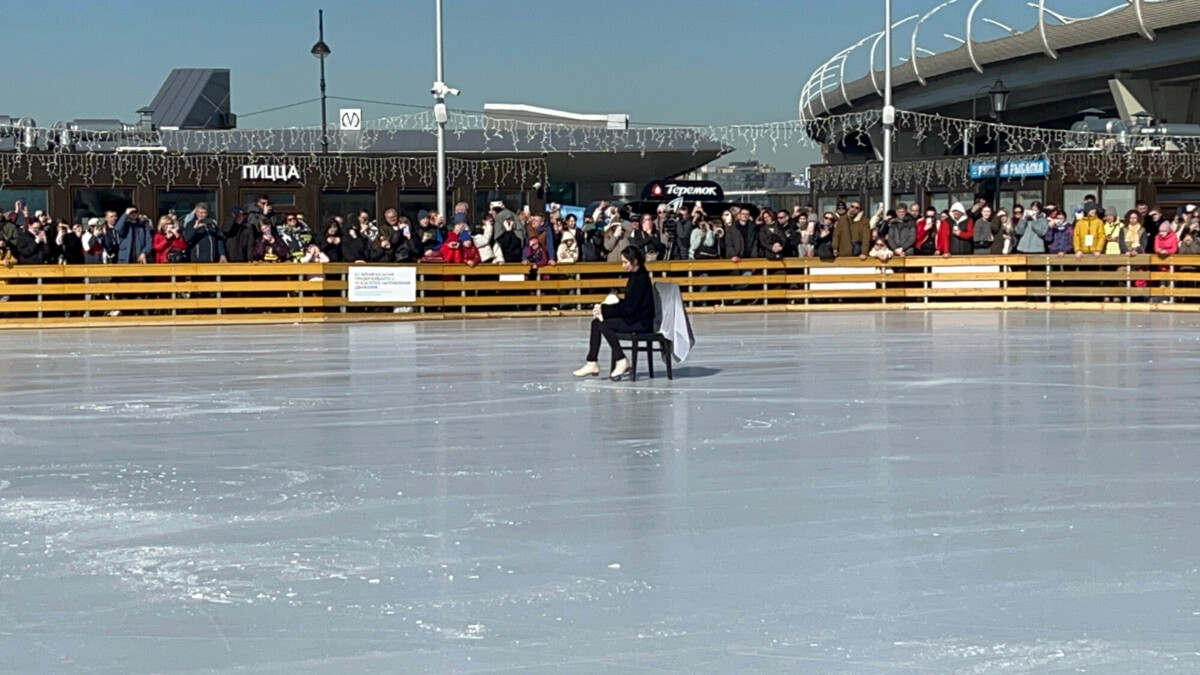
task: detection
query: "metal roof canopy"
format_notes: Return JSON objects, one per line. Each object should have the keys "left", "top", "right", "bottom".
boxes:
{"left": 146, "top": 69, "right": 236, "bottom": 130}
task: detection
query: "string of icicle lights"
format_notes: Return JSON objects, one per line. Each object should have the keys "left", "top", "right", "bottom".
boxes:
{"left": 2, "top": 110, "right": 1198, "bottom": 189}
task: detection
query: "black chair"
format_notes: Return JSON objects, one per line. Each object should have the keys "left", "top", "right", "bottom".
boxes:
{"left": 612, "top": 285, "right": 674, "bottom": 381}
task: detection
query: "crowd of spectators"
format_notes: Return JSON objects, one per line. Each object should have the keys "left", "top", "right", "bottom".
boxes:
{"left": 1, "top": 193, "right": 1197, "bottom": 269}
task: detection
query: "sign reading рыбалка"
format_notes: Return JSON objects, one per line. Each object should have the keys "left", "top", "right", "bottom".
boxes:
{"left": 969, "top": 158, "right": 1051, "bottom": 180}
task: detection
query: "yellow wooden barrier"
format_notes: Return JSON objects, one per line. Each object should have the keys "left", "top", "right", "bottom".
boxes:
{"left": 0, "top": 255, "right": 1198, "bottom": 328}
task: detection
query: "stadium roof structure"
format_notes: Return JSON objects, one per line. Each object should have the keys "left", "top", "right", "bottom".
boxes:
{"left": 800, "top": 0, "right": 1200, "bottom": 126}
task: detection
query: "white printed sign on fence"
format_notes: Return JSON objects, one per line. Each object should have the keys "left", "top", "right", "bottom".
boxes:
{"left": 348, "top": 266, "right": 417, "bottom": 303}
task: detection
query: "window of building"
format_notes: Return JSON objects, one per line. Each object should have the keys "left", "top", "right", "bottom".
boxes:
{"left": 72, "top": 188, "right": 134, "bottom": 223}
{"left": 321, "top": 190, "right": 377, "bottom": 227}
{"left": 545, "top": 182, "right": 576, "bottom": 207}
{"left": 240, "top": 191, "right": 298, "bottom": 209}
{"left": 157, "top": 189, "right": 217, "bottom": 220}
{"left": 474, "top": 190, "right": 530, "bottom": 224}
{"left": 397, "top": 190, "right": 453, "bottom": 226}
{"left": 0, "top": 188, "right": 49, "bottom": 219}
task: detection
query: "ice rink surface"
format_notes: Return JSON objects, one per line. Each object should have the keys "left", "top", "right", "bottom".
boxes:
{"left": 2, "top": 311, "right": 1200, "bottom": 674}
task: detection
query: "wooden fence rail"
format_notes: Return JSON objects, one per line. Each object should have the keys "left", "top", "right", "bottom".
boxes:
{"left": 1, "top": 255, "right": 1199, "bottom": 328}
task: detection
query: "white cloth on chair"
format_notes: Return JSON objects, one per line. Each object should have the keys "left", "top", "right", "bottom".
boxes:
{"left": 654, "top": 282, "right": 695, "bottom": 363}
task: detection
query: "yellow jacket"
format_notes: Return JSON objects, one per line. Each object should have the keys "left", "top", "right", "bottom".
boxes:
{"left": 1074, "top": 216, "right": 1106, "bottom": 254}
{"left": 1103, "top": 221, "right": 1123, "bottom": 255}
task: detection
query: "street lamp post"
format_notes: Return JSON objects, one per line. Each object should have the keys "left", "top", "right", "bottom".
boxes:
{"left": 431, "top": 0, "right": 459, "bottom": 223}
{"left": 988, "top": 79, "right": 1010, "bottom": 207}
{"left": 882, "top": 0, "right": 895, "bottom": 212}
{"left": 311, "top": 10, "right": 331, "bottom": 154}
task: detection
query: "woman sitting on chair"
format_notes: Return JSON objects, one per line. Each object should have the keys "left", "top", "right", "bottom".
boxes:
{"left": 574, "top": 245, "right": 655, "bottom": 380}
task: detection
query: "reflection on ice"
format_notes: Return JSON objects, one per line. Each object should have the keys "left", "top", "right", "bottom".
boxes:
{"left": 1, "top": 313, "right": 1199, "bottom": 672}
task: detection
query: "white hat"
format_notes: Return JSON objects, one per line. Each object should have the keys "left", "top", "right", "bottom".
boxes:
{"left": 489, "top": 200, "right": 505, "bottom": 209}
{"left": 950, "top": 202, "right": 966, "bottom": 215}
{"left": 87, "top": 217, "right": 102, "bottom": 227}
{"left": 1185, "top": 204, "right": 1197, "bottom": 214}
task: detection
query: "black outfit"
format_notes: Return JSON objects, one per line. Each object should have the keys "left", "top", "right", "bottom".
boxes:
{"left": 724, "top": 221, "right": 759, "bottom": 259}
{"left": 757, "top": 224, "right": 785, "bottom": 261}
{"left": 17, "top": 229, "right": 54, "bottom": 264}
{"left": 629, "top": 229, "right": 665, "bottom": 261}
{"left": 60, "top": 232, "right": 85, "bottom": 264}
{"left": 341, "top": 231, "right": 370, "bottom": 262}
{"left": 496, "top": 230, "right": 524, "bottom": 263}
{"left": 185, "top": 218, "right": 226, "bottom": 263}
{"left": 814, "top": 227, "right": 835, "bottom": 260}
{"left": 587, "top": 267, "right": 655, "bottom": 363}
{"left": 221, "top": 217, "right": 254, "bottom": 263}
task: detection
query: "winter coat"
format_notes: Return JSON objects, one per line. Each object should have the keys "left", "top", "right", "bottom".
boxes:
{"left": 413, "top": 225, "right": 443, "bottom": 256}
{"left": 1014, "top": 214, "right": 1049, "bottom": 253}
{"left": 0, "top": 219, "right": 19, "bottom": 246}
{"left": 757, "top": 224, "right": 786, "bottom": 261}
{"left": 724, "top": 222, "right": 760, "bottom": 259}
{"left": 1119, "top": 224, "right": 1148, "bottom": 254}
{"left": 833, "top": 212, "right": 871, "bottom": 257}
{"left": 523, "top": 242, "right": 549, "bottom": 267}
{"left": 915, "top": 218, "right": 941, "bottom": 255}
{"left": 690, "top": 228, "right": 721, "bottom": 259}
{"left": 1045, "top": 224, "right": 1074, "bottom": 254}
{"left": 81, "top": 231, "right": 104, "bottom": 264}
{"left": 1155, "top": 231, "right": 1180, "bottom": 256}
{"left": 813, "top": 227, "right": 835, "bottom": 260}
{"left": 557, "top": 239, "right": 579, "bottom": 264}
{"left": 152, "top": 232, "right": 188, "bottom": 264}
{"left": 439, "top": 239, "right": 466, "bottom": 264}
{"left": 183, "top": 215, "right": 226, "bottom": 263}
{"left": 938, "top": 216, "right": 974, "bottom": 256}
{"left": 886, "top": 218, "right": 916, "bottom": 255}
{"left": 253, "top": 236, "right": 290, "bottom": 262}
{"left": 220, "top": 216, "right": 255, "bottom": 263}
{"left": 1073, "top": 216, "right": 1106, "bottom": 255}
{"left": 629, "top": 229, "right": 665, "bottom": 262}
{"left": 973, "top": 216, "right": 995, "bottom": 249}
{"left": 114, "top": 214, "right": 153, "bottom": 263}
{"left": 494, "top": 229, "right": 524, "bottom": 263}
{"left": 1103, "top": 221, "right": 1124, "bottom": 255}
{"left": 601, "top": 266, "right": 654, "bottom": 331}
{"left": 1179, "top": 237, "right": 1200, "bottom": 255}
{"left": 604, "top": 226, "right": 630, "bottom": 263}
{"left": 16, "top": 228, "right": 54, "bottom": 264}
{"left": 341, "top": 231, "right": 371, "bottom": 262}
{"left": 472, "top": 223, "right": 494, "bottom": 263}
{"left": 320, "top": 236, "right": 344, "bottom": 262}
{"left": 59, "top": 232, "right": 85, "bottom": 264}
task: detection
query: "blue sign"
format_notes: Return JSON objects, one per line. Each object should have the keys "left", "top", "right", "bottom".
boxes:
{"left": 969, "top": 158, "right": 1051, "bottom": 180}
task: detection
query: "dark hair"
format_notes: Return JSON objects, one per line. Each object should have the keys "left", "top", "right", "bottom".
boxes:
{"left": 258, "top": 194, "right": 270, "bottom": 203}
{"left": 621, "top": 245, "right": 645, "bottom": 268}
{"left": 886, "top": 209, "right": 898, "bottom": 219}
{"left": 1030, "top": 201, "right": 1043, "bottom": 210}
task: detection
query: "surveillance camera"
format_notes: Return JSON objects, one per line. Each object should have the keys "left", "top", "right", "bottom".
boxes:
{"left": 532, "top": 181, "right": 543, "bottom": 189}
{"left": 447, "top": 87, "right": 460, "bottom": 97}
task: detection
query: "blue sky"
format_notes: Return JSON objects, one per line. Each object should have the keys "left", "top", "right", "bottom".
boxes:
{"left": 2, "top": 0, "right": 1110, "bottom": 172}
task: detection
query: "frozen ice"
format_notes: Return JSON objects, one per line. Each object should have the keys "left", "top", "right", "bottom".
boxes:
{"left": 1, "top": 312, "right": 1199, "bottom": 673}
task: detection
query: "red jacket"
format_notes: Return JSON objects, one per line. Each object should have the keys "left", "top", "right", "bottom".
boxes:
{"left": 1155, "top": 231, "right": 1179, "bottom": 256}
{"left": 937, "top": 217, "right": 974, "bottom": 255}
{"left": 153, "top": 232, "right": 187, "bottom": 263}
{"left": 915, "top": 217, "right": 942, "bottom": 253}
{"left": 439, "top": 239, "right": 465, "bottom": 264}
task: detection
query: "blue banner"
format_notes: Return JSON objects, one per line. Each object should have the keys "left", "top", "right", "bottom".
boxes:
{"left": 969, "top": 158, "right": 1051, "bottom": 180}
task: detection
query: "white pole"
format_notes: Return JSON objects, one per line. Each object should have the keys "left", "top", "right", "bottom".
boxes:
{"left": 883, "top": 0, "right": 894, "bottom": 212}
{"left": 435, "top": 0, "right": 447, "bottom": 222}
